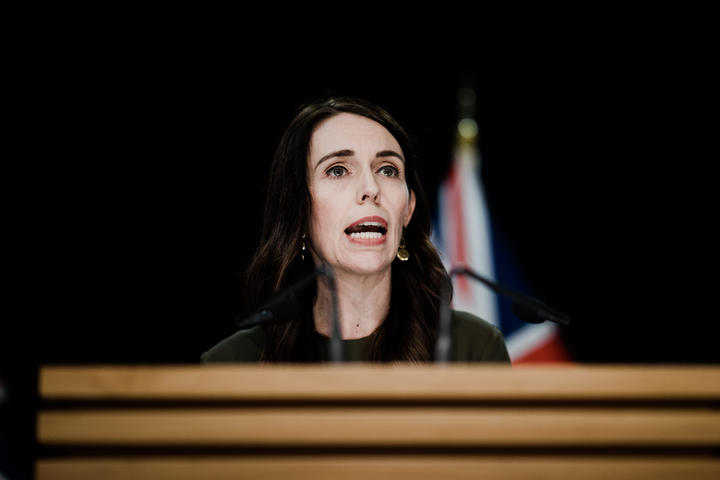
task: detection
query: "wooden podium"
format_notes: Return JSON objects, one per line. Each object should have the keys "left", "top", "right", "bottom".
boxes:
{"left": 36, "top": 365, "right": 720, "bottom": 479}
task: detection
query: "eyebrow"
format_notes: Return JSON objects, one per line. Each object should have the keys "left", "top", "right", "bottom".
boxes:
{"left": 315, "top": 149, "right": 405, "bottom": 168}
{"left": 376, "top": 150, "right": 405, "bottom": 162}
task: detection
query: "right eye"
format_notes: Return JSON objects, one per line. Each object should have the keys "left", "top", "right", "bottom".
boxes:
{"left": 327, "top": 165, "right": 348, "bottom": 177}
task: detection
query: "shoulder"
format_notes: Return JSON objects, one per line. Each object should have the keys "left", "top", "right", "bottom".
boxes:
{"left": 450, "top": 310, "right": 511, "bottom": 363}
{"left": 200, "top": 326, "right": 267, "bottom": 363}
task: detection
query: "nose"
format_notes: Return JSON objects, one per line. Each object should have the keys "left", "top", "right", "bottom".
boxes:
{"left": 357, "top": 168, "right": 380, "bottom": 204}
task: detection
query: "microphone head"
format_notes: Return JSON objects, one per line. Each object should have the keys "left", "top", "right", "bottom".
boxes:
{"left": 511, "top": 298, "right": 547, "bottom": 324}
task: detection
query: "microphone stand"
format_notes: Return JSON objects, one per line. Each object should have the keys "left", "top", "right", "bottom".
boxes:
{"left": 316, "top": 263, "right": 342, "bottom": 364}
{"left": 235, "top": 262, "right": 343, "bottom": 363}
{"left": 435, "top": 265, "right": 571, "bottom": 363}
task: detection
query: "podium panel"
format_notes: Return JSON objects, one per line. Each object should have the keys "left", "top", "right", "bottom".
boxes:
{"left": 36, "top": 365, "right": 720, "bottom": 479}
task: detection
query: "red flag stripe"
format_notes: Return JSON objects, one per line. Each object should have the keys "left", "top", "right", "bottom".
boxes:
{"left": 513, "top": 333, "right": 574, "bottom": 364}
{"left": 448, "top": 163, "right": 470, "bottom": 295}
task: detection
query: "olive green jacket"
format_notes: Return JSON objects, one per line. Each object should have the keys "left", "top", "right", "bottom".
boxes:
{"left": 201, "top": 310, "right": 510, "bottom": 363}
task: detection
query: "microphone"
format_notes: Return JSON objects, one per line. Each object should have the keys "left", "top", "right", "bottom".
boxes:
{"left": 451, "top": 266, "right": 571, "bottom": 326}
{"left": 234, "top": 262, "right": 343, "bottom": 363}
{"left": 435, "top": 265, "right": 571, "bottom": 362}
{"left": 316, "top": 263, "right": 342, "bottom": 364}
{"left": 511, "top": 296, "right": 565, "bottom": 325}
{"left": 234, "top": 271, "right": 316, "bottom": 330}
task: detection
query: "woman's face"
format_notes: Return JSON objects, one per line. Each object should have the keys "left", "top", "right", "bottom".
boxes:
{"left": 307, "top": 113, "right": 416, "bottom": 276}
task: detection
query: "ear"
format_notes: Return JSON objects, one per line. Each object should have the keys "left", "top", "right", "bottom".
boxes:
{"left": 404, "top": 189, "right": 416, "bottom": 227}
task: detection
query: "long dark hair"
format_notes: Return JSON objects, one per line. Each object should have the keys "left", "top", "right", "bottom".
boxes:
{"left": 246, "top": 96, "right": 451, "bottom": 362}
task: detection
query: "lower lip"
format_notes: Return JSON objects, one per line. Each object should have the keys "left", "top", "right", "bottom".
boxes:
{"left": 346, "top": 233, "right": 387, "bottom": 246}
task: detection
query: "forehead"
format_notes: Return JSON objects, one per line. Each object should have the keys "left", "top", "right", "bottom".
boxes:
{"left": 309, "top": 113, "right": 402, "bottom": 158}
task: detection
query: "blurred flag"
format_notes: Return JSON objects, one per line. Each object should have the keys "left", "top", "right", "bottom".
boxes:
{"left": 432, "top": 88, "right": 572, "bottom": 364}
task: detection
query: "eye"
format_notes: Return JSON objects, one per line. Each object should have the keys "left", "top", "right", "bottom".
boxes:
{"left": 378, "top": 165, "right": 400, "bottom": 177}
{"left": 326, "top": 165, "right": 348, "bottom": 177}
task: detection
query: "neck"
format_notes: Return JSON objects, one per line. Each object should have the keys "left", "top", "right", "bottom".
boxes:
{"left": 313, "top": 268, "right": 391, "bottom": 339}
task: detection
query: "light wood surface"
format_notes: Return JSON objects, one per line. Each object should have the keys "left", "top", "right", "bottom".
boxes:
{"left": 38, "top": 407, "right": 720, "bottom": 446}
{"left": 36, "top": 457, "right": 720, "bottom": 480}
{"left": 36, "top": 365, "right": 720, "bottom": 479}
{"left": 39, "top": 364, "right": 720, "bottom": 400}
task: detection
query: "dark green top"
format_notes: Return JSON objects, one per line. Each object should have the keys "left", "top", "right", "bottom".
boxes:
{"left": 201, "top": 310, "right": 510, "bottom": 363}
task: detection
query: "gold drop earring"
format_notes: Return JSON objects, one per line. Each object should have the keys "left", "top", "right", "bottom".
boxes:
{"left": 301, "top": 234, "right": 307, "bottom": 261}
{"left": 396, "top": 231, "right": 409, "bottom": 262}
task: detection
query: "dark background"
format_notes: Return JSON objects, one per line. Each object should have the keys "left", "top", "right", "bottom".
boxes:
{"left": 17, "top": 55, "right": 716, "bottom": 365}
{"left": 6, "top": 32, "right": 718, "bottom": 478}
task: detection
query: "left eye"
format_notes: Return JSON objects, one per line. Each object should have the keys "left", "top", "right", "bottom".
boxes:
{"left": 378, "top": 166, "right": 399, "bottom": 177}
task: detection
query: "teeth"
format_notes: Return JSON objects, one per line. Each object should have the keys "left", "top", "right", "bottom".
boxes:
{"left": 349, "top": 231, "right": 384, "bottom": 239}
{"left": 357, "top": 221, "right": 384, "bottom": 227}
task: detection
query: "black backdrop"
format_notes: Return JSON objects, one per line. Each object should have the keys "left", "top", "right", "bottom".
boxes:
{"left": 18, "top": 55, "right": 717, "bottom": 367}
{"left": 5, "top": 44, "right": 718, "bottom": 479}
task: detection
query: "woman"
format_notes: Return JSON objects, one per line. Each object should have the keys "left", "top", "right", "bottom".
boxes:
{"left": 202, "top": 97, "right": 509, "bottom": 363}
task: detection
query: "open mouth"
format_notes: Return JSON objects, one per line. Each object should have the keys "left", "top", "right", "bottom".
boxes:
{"left": 344, "top": 222, "right": 387, "bottom": 239}
{"left": 344, "top": 217, "right": 388, "bottom": 241}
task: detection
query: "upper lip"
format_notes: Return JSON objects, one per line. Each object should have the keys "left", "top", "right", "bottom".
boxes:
{"left": 346, "top": 216, "right": 388, "bottom": 229}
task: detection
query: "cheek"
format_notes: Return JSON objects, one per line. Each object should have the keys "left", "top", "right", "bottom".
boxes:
{"left": 309, "top": 191, "right": 340, "bottom": 242}
{"left": 390, "top": 189, "right": 411, "bottom": 225}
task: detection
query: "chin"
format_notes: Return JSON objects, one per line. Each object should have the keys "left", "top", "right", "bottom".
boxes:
{"left": 337, "top": 253, "right": 395, "bottom": 276}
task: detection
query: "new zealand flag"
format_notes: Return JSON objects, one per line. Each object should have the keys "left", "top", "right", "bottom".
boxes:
{"left": 432, "top": 116, "right": 572, "bottom": 364}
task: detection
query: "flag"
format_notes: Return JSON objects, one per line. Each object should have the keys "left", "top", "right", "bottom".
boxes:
{"left": 432, "top": 103, "right": 572, "bottom": 364}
